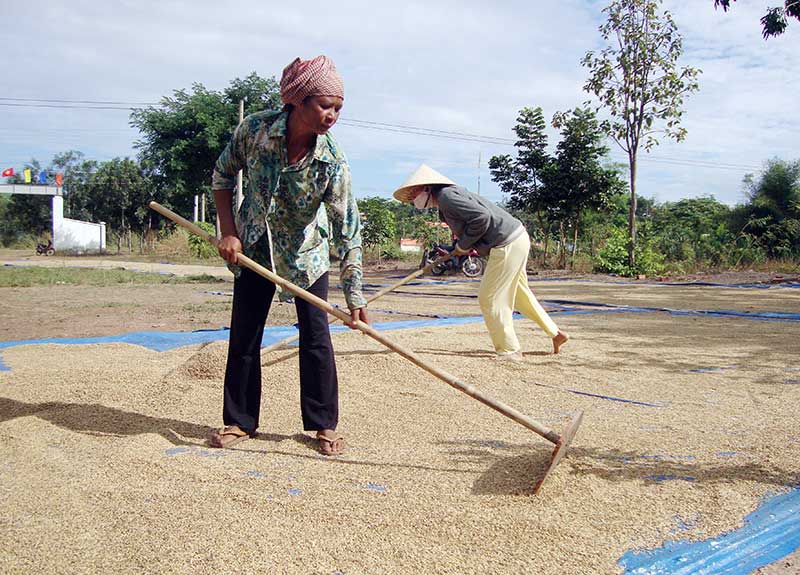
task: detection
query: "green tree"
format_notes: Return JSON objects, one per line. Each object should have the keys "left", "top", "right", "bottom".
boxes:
{"left": 651, "top": 196, "right": 732, "bottom": 266}
{"left": 409, "top": 212, "right": 451, "bottom": 267}
{"left": 733, "top": 159, "right": 800, "bottom": 259}
{"left": 0, "top": 193, "right": 14, "bottom": 244}
{"left": 582, "top": 0, "right": 701, "bottom": 269}
{"left": 130, "top": 73, "right": 280, "bottom": 220}
{"left": 223, "top": 72, "right": 282, "bottom": 114}
{"left": 357, "top": 197, "right": 397, "bottom": 262}
{"left": 595, "top": 220, "right": 664, "bottom": 276}
{"left": 550, "top": 107, "right": 626, "bottom": 265}
{"left": 386, "top": 200, "right": 420, "bottom": 240}
{"left": 714, "top": 1, "right": 800, "bottom": 39}
{"left": 2, "top": 160, "right": 51, "bottom": 243}
{"left": 187, "top": 221, "right": 219, "bottom": 259}
{"left": 51, "top": 150, "right": 98, "bottom": 221}
{"left": 85, "top": 158, "right": 152, "bottom": 253}
{"left": 489, "top": 107, "right": 557, "bottom": 264}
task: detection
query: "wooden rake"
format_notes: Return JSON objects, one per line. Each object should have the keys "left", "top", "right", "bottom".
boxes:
{"left": 260, "top": 244, "right": 455, "bottom": 354}
{"left": 149, "top": 202, "right": 584, "bottom": 494}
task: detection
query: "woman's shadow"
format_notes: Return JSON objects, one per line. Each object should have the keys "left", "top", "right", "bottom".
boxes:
{"left": 0, "top": 397, "right": 475, "bottom": 473}
{"left": 0, "top": 397, "right": 289, "bottom": 446}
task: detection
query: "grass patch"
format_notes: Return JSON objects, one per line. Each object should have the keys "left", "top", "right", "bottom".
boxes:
{"left": 98, "top": 302, "right": 138, "bottom": 309}
{"left": 0, "top": 267, "right": 227, "bottom": 288}
{"left": 182, "top": 302, "right": 232, "bottom": 313}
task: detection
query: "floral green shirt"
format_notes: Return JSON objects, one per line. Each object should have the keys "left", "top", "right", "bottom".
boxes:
{"left": 211, "top": 110, "right": 366, "bottom": 309}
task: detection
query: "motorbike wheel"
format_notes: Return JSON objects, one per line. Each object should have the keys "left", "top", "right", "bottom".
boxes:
{"left": 45, "top": 247, "right": 55, "bottom": 256}
{"left": 461, "top": 256, "right": 485, "bottom": 278}
{"left": 427, "top": 258, "right": 446, "bottom": 276}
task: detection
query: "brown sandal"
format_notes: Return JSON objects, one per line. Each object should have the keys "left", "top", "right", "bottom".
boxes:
{"left": 317, "top": 434, "right": 345, "bottom": 456}
{"left": 207, "top": 425, "right": 251, "bottom": 448}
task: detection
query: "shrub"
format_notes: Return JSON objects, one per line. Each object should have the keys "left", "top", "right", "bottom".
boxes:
{"left": 3, "top": 233, "right": 39, "bottom": 249}
{"left": 724, "top": 234, "right": 767, "bottom": 268}
{"left": 569, "top": 253, "right": 595, "bottom": 273}
{"left": 380, "top": 242, "right": 404, "bottom": 261}
{"left": 187, "top": 222, "right": 218, "bottom": 259}
{"left": 594, "top": 226, "right": 664, "bottom": 277}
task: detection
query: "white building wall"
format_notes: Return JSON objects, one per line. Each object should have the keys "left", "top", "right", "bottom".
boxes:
{"left": 51, "top": 195, "right": 106, "bottom": 252}
{"left": 399, "top": 238, "right": 423, "bottom": 253}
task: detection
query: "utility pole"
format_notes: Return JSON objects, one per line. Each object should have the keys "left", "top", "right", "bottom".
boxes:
{"left": 477, "top": 151, "right": 481, "bottom": 195}
{"left": 217, "top": 99, "right": 245, "bottom": 238}
{"left": 236, "top": 99, "right": 244, "bottom": 209}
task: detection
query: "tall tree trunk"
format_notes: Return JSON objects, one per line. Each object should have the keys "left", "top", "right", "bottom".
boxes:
{"left": 628, "top": 155, "right": 638, "bottom": 270}
{"left": 542, "top": 229, "right": 550, "bottom": 268}
{"left": 571, "top": 221, "right": 579, "bottom": 268}
{"left": 558, "top": 221, "right": 567, "bottom": 268}
{"left": 536, "top": 210, "right": 548, "bottom": 267}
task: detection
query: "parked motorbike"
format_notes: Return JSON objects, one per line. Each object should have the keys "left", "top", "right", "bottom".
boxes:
{"left": 36, "top": 239, "right": 55, "bottom": 256}
{"left": 425, "top": 244, "right": 486, "bottom": 277}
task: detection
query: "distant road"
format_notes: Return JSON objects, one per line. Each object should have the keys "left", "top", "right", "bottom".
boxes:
{"left": 0, "top": 253, "right": 234, "bottom": 280}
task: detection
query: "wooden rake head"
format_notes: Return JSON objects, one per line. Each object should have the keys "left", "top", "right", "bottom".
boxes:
{"left": 532, "top": 411, "right": 584, "bottom": 495}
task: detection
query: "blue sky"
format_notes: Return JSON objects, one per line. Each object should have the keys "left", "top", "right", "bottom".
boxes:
{"left": 1, "top": 0, "right": 797, "bottom": 207}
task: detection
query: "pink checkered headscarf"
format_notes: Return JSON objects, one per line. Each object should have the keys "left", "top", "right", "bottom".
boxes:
{"left": 280, "top": 55, "right": 344, "bottom": 107}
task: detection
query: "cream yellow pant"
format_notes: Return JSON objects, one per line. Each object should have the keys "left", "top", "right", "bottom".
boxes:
{"left": 478, "top": 231, "right": 559, "bottom": 354}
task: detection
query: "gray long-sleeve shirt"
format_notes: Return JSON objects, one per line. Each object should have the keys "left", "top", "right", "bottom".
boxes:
{"left": 436, "top": 185, "right": 524, "bottom": 256}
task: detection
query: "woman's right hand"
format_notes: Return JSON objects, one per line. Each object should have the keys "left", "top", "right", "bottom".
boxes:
{"left": 217, "top": 234, "right": 243, "bottom": 264}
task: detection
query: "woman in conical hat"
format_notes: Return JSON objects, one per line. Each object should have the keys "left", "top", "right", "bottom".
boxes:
{"left": 394, "top": 164, "right": 569, "bottom": 360}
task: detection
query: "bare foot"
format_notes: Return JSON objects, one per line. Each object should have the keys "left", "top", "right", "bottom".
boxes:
{"left": 552, "top": 330, "right": 570, "bottom": 354}
{"left": 316, "top": 430, "right": 345, "bottom": 456}
{"left": 495, "top": 351, "right": 524, "bottom": 362}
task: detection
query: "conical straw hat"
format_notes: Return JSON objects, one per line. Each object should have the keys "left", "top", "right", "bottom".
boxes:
{"left": 392, "top": 164, "right": 456, "bottom": 203}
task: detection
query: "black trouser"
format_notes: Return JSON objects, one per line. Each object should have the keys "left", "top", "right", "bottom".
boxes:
{"left": 222, "top": 268, "right": 338, "bottom": 433}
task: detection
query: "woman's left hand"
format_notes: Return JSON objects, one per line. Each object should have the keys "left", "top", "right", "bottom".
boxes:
{"left": 349, "top": 307, "right": 369, "bottom": 329}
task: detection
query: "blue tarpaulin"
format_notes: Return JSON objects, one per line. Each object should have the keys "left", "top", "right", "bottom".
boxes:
{"left": 2, "top": 297, "right": 798, "bottom": 371}
{"left": 620, "top": 486, "right": 800, "bottom": 574}
{"left": 0, "top": 316, "right": 488, "bottom": 358}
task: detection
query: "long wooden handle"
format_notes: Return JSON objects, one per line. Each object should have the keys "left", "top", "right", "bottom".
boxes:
{"left": 368, "top": 250, "right": 453, "bottom": 301}
{"left": 149, "top": 201, "right": 560, "bottom": 444}
{"left": 260, "top": 250, "right": 453, "bottom": 354}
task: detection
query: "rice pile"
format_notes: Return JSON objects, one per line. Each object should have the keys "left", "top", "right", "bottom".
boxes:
{"left": 1, "top": 280, "right": 799, "bottom": 574}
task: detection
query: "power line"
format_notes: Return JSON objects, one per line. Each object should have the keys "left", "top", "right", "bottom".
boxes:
{"left": 0, "top": 99, "right": 515, "bottom": 143}
{"left": 0, "top": 102, "right": 134, "bottom": 110}
{"left": 339, "top": 118, "right": 515, "bottom": 144}
{"left": 0, "top": 97, "right": 158, "bottom": 105}
{"left": 608, "top": 154, "right": 761, "bottom": 172}
{"left": 337, "top": 120, "right": 513, "bottom": 145}
{"left": 0, "top": 127, "right": 134, "bottom": 133}
{"left": 0, "top": 96, "right": 767, "bottom": 173}
{"left": 1, "top": 98, "right": 517, "bottom": 142}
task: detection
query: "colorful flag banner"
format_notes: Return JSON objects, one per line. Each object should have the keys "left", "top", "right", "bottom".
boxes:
{"left": 55, "top": 173, "right": 63, "bottom": 186}
{"left": 1, "top": 167, "right": 13, "bottom": 177}
{"left": 23, "top": 169, "right": 31, "bottom": 183}
{"left": 38, "top": 170, "right": 47, "bottom": 184}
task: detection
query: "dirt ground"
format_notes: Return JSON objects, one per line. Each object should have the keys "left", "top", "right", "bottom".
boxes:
{"left": 1, "top": 252, "right": 799, "bottom": 574}
{"left": 2, "top": 252, "right": 798, "bottom": 342}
